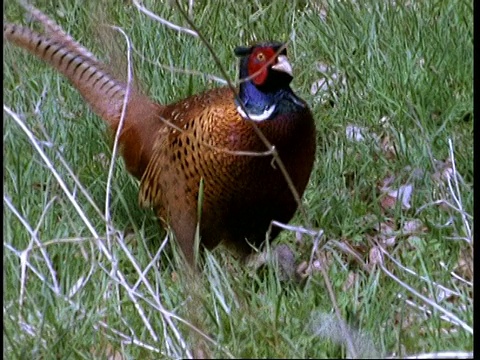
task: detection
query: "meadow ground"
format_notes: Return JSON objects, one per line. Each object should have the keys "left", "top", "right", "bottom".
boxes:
{"left": 4, "top": 1, "right": 473, "bottom": 358}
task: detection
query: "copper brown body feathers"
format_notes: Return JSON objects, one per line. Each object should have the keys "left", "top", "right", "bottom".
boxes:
{"left": 5, "top": 8, "right": 316, "bottom": 265}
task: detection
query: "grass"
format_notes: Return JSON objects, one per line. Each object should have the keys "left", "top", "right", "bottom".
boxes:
{"left": 3, "top": 0, "right": 473, "bottom": 358}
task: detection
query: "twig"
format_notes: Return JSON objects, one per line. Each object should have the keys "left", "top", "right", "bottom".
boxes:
{"left": 4, "top": 196, "right": 60, "bottom": 313}
{"left": 446, "top": 138, "right": 472, "bottom": 243}
{"left": 132, "top": 0, "right": 199, "bottom": 37}
{"left": 376, "top": 245, "right": 462, "bottom": 298}
{"left": 4, "top": 105, "right": 114, "bottom": 263}
{"left": 398, "top": 351, "right": 473, "bottom": 359}
{"left": 131, "top": 46, "right": 227, "bottom": 84}
{"left": 379, "top": 262, "right": 472, "bottom": 334}
{"left": 271, "top": 220, "right": 322, "bottom": 237}
{"left": 36, "top": 118, "right": 106, "bottom": 222}
{"left": 104, "top": 25, "right": 133, "bottom": 248}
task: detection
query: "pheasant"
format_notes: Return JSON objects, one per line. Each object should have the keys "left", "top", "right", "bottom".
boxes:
{"left": 4, "top": 7, "right": 316, "bottom": 265}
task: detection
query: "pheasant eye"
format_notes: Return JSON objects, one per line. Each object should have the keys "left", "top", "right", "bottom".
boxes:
{"left": 256, "top": 52, "right": 266, "bottom": 62}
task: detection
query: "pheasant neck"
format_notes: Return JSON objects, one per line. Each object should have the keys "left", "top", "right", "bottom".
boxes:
{"left": 235, "top": 81, "right": 305, "bottom": 122}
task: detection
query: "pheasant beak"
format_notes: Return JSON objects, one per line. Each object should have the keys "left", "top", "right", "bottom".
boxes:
{"left": 271, "top": 55, "right": 293, "bottom": 77}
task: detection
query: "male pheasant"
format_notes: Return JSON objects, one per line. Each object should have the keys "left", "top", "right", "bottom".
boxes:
{"left": 4, "top": 7, "right": 316, "bottom": 265}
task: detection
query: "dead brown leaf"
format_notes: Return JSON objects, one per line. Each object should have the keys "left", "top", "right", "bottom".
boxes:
{"left": 402, "top": 219, "right": 426, "bottom": 234}
{"left": 432, "top": 158, "right": 454, "bottom": 185}
{"left": 368, "top": 246, "right": 384, "bottom": 267}
{"left": 379, "top": 184, "right": 414, "bottom": 211}
{"left": 455, "top": 247, "right": 473, "bottom": 282}
{"left": 91, "top": 343, "right": 124, "bottom": 360}
{"left": 342, "top": 271, "right": 359, "bottom": 292}
{"left": 380, "top": 133, "right": 398, "bottom": 160}
{"left": 93, "top": 152, "right": 110, "bottom": 169}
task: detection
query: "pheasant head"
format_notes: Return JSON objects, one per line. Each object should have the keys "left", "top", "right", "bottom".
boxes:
{"left": 234, "top": 41, "right": 307, "bottom": 122}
